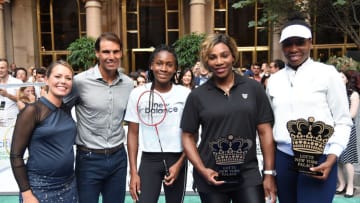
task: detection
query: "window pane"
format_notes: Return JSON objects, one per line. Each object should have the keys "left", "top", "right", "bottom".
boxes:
{"left": 256, "top": 5, "right": 268, "bottom": 46}
{"left": 140, "top": 0, "right": 165, "bottom": 47}
{"left": 215, "top": 0, "right": 227, "bottom": 9}
{"left": 127, "top": 13, "right": 138, "bottom": 30}
{"left": 40, "top": 0, "right": 50, "bottom": 13}
{"left": 127, "top": 0, "right": 137, "bottom": 12}
{"left": 240, "top": 51, "right": 253, "bottom": 67}
{"left": 346, "top": 26, "right": 359, "bottom": 43}
{"left": 346, "top": 49, "right": 360, "bottom": 61}
{"left": 257, "top": 51, "right": 268, "bottom": 64}
{"left": 134, "top": 52, "right": 151, "bottom": 72}
{"left": 214, "top": 11, "right": 226, "bottom": 28}
{"left": 348, "top": 35, "right": 354, "bottom": 43}
{"left": 56, "top": 54, "right": 68, "bottom": 62}
{"left": 80, "top": 14, "right": 86, "bottom": 32}
{"left": 53, "top": 0, "right": 79, "bottom": 50}
{"left": 40, "top": 14, "right": 51, "bottom": 32}
{"left": 228, "top": 6, "right": 255, "bottom": 46}
{"left": 314, "top": 15, "right": 344, "bottom": 44}
{"left": 168, "top": 31, "right": 178, "bottom": 45}
{"left": 127, "top": 32, "right": 138, "bottom": 49}
{"left": 79, "top": 1, "right": 86, "bottom": 33}
{"left": 41, "top": 34, "right": 52, "bottom": 51}
{"left": 330, "top": 48, "right": 342, "bottom": 57}
{"left": 167, "top": 0, "right": 178, "bottom": 10}
{"left": 41, "top": 54, "right": 53, "bottom": 68}
{"left": 167, "top": 13, "right": 178, "bottom": 29}
{"left": 317, "top": 49, "right": 329, "bottom": 63}
{"left": 316, "top": 27, "right": 344, "bottom": 44}
{"left": 257, "top": 29, "right": 268, "bottom": 46}
{"left": 79, "top": 1, "right": 85, "bottom": 12}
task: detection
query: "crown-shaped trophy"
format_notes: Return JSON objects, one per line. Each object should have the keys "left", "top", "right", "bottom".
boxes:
{"left": 286, "top": 117, "right": 334, "bottom": 175}
{"left": 209, "top": 135, "right": 253, "bottom": 183}
{"left": 210, "top": 135, "right": 252, "bottom": 165}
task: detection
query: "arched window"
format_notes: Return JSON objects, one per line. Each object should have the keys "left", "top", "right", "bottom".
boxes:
{"left": 37, "top": 0, "right": 85, "bottom": 68}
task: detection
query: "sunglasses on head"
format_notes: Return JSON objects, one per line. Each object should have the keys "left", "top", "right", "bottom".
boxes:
{"left": 282, "top": 38, "right": 309, "bottom": 47}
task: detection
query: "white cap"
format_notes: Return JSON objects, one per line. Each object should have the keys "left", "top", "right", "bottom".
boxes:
{"left": 279, "top": 24, "right": 312, "bottom": 43}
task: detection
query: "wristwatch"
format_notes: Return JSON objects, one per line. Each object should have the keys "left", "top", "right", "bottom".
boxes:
{"left": 263, "top": 170, "right": 277, "bottom": 176}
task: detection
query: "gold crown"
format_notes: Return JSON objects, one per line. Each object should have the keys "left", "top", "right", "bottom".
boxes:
{"left": 209, "top": 135, "right": 253, "bottom": 165}
{"left": 287, "top": 117, "right": 334, "bottom": 154}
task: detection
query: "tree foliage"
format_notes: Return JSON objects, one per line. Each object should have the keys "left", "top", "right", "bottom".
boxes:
{"left": 67, "top": 37, "right": 96, "bottom": 71}
{"left": 233, "top": 0, "right": 360, "bottom": 49}
{"left": 172, "top": 33, "right": 206, "bottom": 69}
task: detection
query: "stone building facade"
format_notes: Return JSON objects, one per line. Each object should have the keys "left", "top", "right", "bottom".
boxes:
{"left": 1, "top": 0, "right": 358, "bottom": 73}
{"left": 0, "top": 0, "right": 359, "bottom": 186}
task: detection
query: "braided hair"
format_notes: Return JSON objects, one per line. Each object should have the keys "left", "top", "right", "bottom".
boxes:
{"left": 146, "top": 44, "right": 178, "bottom": 119}
{"left": 147, "top": 44, "right": 178, "bottom": 90}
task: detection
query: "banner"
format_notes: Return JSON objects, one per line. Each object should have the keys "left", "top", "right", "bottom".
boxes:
{"left": 0, "top": 121, "right": 19, "bottom": 194}
{"left": 0, "top": 123, "right": 264, "bottom": 194}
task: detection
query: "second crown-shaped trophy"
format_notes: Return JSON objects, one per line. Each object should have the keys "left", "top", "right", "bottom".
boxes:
{"left": 287, "top": 117, "right": 334, "bottom": 176}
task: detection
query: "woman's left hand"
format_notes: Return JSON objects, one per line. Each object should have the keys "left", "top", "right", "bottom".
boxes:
{"left": 263, "top": 175, "right": 277, "bottom": 203}
{"left": 309, "top": 154, "right": 337, "bottom": 180}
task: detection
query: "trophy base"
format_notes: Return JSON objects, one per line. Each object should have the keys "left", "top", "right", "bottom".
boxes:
{"left": 215, "top": 176, "right": 242, "bottom": 184}
{"left": 291, "top": 166, "right": 323, "bottom": 176}
{"left": 292, "top": 151, "right": 323, "bottom": 176}
{"left": 297, "top": 168, "right": 323, "bottom": 176}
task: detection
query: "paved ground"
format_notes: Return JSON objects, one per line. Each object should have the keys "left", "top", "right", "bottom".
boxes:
{"left": 335, "top": 186, "right": 359, "bottom": 197}
{"left": 0, "top": 194, "right": 359, "bottom": 203}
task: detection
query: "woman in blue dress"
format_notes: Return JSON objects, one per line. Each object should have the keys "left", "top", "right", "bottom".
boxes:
{"left": 10, "top": 60, "right": 77, "bottom": 203}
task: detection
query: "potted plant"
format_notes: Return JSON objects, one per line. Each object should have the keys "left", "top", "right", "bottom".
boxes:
{"left": 172, "top": 32, "right": 206, "bottom": 70}
{"left": 67, "top": 37, "right": 96, "bottom": 73}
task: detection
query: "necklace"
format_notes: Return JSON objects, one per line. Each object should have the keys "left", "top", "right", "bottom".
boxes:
{"left": 218, "top": 73, "right": 235, "bottom": 96}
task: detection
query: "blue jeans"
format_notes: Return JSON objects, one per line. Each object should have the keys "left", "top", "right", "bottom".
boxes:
{"left": 75, "top": 147, "right": 128, "bottom": 203}
{"left": 275, "top": 149, "right": 337, "bottom": 203}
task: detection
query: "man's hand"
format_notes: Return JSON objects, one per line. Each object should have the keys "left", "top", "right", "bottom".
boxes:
{"left": 0, "top": 88, "right": 8, "bottom": 97}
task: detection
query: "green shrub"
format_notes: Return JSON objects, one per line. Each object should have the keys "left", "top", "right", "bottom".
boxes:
{"left": 326, "top": 55, "right": 360, "bottom": 71}
{"left": 172, "top": 33, "right": 206, "bottom": 70}
{"left": 67, "top": 37, "right": 96, "bottom": 72}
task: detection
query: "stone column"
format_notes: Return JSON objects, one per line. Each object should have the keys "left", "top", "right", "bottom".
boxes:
{"left": 189, "top": 0, "right": 206, "bottom": 34}
{"left": 0, "top": 1, "right": 7, "bottom": 58}
{"left": 272, "top": 31, "right": 282, "bottom": 60}
{"left": 83, "top": 0, "right": 102, "bottom": 39}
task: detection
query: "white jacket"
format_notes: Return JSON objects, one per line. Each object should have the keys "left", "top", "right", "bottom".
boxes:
{"left": 266, "top": 58, "right": 352, "bottom": 157}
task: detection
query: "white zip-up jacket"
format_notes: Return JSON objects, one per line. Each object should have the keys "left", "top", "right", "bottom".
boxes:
{"left": 266, "top": 58, "right": 352, "bottom": 157}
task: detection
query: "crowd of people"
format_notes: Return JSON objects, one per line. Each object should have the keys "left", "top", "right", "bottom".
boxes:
{"left": 3, "top": 13, "right": 359, "bottom": 203}
{"left": 0, "top": 60, "right": 49, "bottom": 117}
{"left": 128, "top": 54, "right": 285, "bottom": 92}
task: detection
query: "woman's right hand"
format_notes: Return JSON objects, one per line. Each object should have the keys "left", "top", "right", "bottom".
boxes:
{"left": 201, "top": 168, "right": 225, "bottom": 186}
{"left": 129, "top": 173, "right": 141, "bottom": 202}
{"left": 21, "top": 190, "right": 39, "bottom": 203}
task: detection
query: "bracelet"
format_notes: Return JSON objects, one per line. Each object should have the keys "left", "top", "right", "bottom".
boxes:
{"left": 263, "top": 170, "right": 277, "bottom": 176}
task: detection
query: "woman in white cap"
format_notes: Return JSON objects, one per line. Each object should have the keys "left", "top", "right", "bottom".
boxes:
{"left": 266, "top": 13, "right": 353, "bottom": 203}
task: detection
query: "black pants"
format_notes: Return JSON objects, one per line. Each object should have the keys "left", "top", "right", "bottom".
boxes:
{"left": 199, "top": 184, "right": 265, "bottom": 203}
{"left": 138, "top": 152, "right": 187, "bottom": 203}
